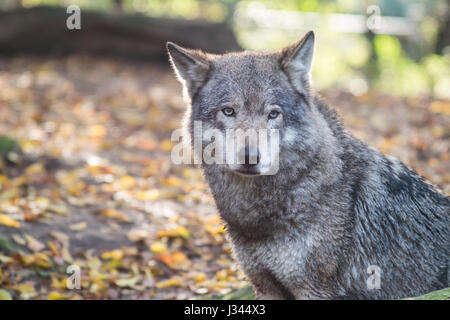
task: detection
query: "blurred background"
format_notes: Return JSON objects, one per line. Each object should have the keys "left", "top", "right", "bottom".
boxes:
{"left": 0, "top": 0, "right": 448, "bottom": 300}
{"left": 1, "top": 0, "right": 449, "bottom": 97}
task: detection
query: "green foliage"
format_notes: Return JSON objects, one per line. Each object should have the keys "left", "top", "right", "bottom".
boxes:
{"left": 405, "top": 287, "right": 450, "bottom": 300}
{"left": 218, "top": 286, "right": 255, "bottom": 300}
{"left": 0, "top": 136, "right": 20, "bottom": 164}
{"left": 0, "top": 235, "right": 16, "bottom": 254}
{"left": 373, "top": 35, "right": 450, "bottom": 98}
{"left": 0, "top": 136, "right": 17, "bottom": 154}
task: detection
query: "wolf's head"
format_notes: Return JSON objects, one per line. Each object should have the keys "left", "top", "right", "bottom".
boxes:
{"left": 167, "top": 31, "right": 333, "bottom": 177}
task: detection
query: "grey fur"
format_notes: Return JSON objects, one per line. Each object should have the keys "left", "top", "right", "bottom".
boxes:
{"left": 166, "top": 32, "right": 450, "bottom": 300}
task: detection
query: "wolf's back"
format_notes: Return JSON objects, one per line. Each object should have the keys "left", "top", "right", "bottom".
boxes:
{"left": 345, "top": 145, "right": 449, "bottom": 299}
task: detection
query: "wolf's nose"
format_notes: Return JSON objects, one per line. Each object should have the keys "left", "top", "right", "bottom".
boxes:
{"left": 242, "top": 146, "right": 260, "bottom": 166}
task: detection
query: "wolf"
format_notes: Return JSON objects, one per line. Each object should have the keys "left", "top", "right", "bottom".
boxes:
{"left": 166, "top": 31, "right": 449, "bottom": 299}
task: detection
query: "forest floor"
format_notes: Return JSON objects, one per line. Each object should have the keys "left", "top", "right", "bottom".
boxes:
{"left": 0, "top": 55, "right": 448, "bottom": 300}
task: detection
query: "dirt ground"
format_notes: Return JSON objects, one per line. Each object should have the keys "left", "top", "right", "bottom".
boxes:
{"left": 0, "top": 55, "right": 448, "bottom": 300}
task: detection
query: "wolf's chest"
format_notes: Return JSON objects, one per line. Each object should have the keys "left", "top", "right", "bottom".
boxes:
{"left": 231, "top": 233, "right": 314, "bottom": 298}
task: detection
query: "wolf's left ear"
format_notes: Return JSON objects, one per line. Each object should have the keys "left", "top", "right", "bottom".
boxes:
{"left": 166, "top": 42, "right": 210, "bottom": 98}
{"left": 281, "top": 31, "right": 315, "bottom": 96}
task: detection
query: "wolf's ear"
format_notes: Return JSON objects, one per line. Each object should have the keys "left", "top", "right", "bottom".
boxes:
{"left": 166, "top": 42, "right": 210, "bottom": 98}
{"left": 281, "top": 31, "right": 315, "bottom": 96}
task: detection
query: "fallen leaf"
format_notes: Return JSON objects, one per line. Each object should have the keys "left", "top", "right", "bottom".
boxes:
{"left": 127, "top": 229, "right": 150, "bottom": 242}
{"left": 47, "top": 291, "right": 66, "bottom": 300}
{"left": 69, "top": 221, "right": 88, "bottom": 231}
{"left": 12, "top": 234, "right": 26, "bottom": 246}
{"left": 114, "top": 276, "right": 141, "bottom": 288}
{"left": 25, "top": 234, "right": 45, "bottom": 252}
{"left": 156, "top": 251, "right": 190, "bottom": 270}
{"left": 157, "top": 226, "right": 190, "bottom": 239}
{"left": 150, "top": 241, "right": 167, "bottom": 253}
{"left": 155, "top": 278, "right": 183, "bottom": 289}
{"left": 49, "top": 231, "right": 70, "bottom": 248}
{"left": 0, "top": 289, "right": 12, "bottom": 300}
{"left": 118, "top": 175, "right": 136, "bottom": 189}
{"left": 12, "top": 283, "right": 36, "bottom": 299}
{"left": 101, "top": 249, "right": 123, "bottom": 260}
{"left": 100, "top": 208, "right": 129, "bottom": 221}
{"left": 159, "top": 140, "right": 174, "bottom": 152}
{"left": 26, "top": 162, "right": 44, "bottom": 175}
{"left": 0, "top": 214, "right": 20, "bottom": 228}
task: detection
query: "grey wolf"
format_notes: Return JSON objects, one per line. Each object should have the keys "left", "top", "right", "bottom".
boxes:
{"left": 166, "top": 31, "right": 449, "bottom": 299}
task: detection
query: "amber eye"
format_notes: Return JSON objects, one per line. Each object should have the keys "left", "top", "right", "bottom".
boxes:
{"left": 222, "top": 107, "right": 235, "bottom": 117}
{"left": 268, "top": 110, "right": 280, "bottom": 119}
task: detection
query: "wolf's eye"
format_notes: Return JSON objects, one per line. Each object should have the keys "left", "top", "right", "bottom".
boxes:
{"left": 222, "top": 107, "right": 235, "bottom": 117}
{"left": 268, "top": 110, "right": 280, "bottom": 119}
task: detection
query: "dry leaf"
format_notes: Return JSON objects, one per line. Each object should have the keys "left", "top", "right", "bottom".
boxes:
{"left": 69, "top": 221, "right": 88, "bottom": 231}
{"left": 0, "top": 214, "right": 20, "bottom": 228}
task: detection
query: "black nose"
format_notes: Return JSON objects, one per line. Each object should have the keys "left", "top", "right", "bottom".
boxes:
{"left": 243, "top": 146, "right": 260, "bottom": 166}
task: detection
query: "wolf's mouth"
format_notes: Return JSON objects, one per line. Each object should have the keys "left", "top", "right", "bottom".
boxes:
{"left": 235, "top": 168, "right": 261, "bottom": 176}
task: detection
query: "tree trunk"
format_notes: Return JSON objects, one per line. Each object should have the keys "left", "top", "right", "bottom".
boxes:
{"left": 435, "top": 8, "right": 450, "bottom": 54}
{"left": 0, "top": 6, "right": 241, "bottom": 61}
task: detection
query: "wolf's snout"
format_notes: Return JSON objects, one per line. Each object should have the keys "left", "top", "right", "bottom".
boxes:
{"left": 239, "top": 146, "right": 260, "bottom": 166}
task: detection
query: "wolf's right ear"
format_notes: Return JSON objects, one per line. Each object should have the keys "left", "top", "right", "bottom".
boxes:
{"left": 166, "top": 42, "right": 210, "bottom": 98}
{"left": 281, "top": 31, "right": 315, "bottom": 96}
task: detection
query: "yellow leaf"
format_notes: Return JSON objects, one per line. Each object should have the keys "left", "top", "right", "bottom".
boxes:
{"left": 69, "top": 221, "right": 88, "bottom": 231}
{"left": 21, "top": 253, "right": 52, "bottom": 268}
{"left": 0, "top": 174, "right": 7, "bottom": 184}
{"left": 26, "top": 163, "right": 44, "bottom": 175}
{"left": 114, "top": 276, "right": 141, "bottom": 288}
{"left": 0, "top": 214, "right": 20, "bottom": 228}
{"left": 430, "top": 101, "right": 450, "bottom": 116}
{"left": 67, "top": 181, "right": 86, "bottom": 196}
{"left": 194, "top": 273, "right": 206, "bottom": 284}
{"left": 119, "top": 175, "right": 136, "bottom": 189}
{"left": 12, "top": 176, "right": 26, "bottom": 188}
{"left": 122, "top": 247, "right": 139, "bottom": 256}
{"left": 101, "top": 249, "right": 123, "bottom": 260}
{"left": 51, "top": 278, "right": 67, "bottom": 290}
{"left": 156, "top": 251, "right": 190, "bottom": 270}
{"left": 89, "top": 124, "right": 106, "bottom": 138}
{"left": 427, "top": 158, "right": 439, "bottom": 167}
{"left": 12, "top": 234, "right": 26, "bottom": 246}
{"left": 161, "top": 176, "right": 184, "bottom": 187}
{"left": 205, "top": 223, "right": 226, "bottom": 236}
{"left": 62, "top": 247, "right": 73, "bottom": 264}
{"left": 159, "top": 139, "right": 174, "bottom": 152}
{"left": 0, "top": 289, "right": 12, "bottom": 300}
{"left": 216, "top": 270, "right": 229, "bottom": 281}
{"left": 150, "top": 242, "right": 167, "bottom": 253}
{"left": 127, "top": 229, "right": 150, "bottom": 242}
{"left": 182, "top": 168, "right": 202, "bottom": 180}
{"left": 136, "top": 189, "right": 162, "bottom": 200}
{"left": 47, "top": 241, "right": 60, "bottom": 255}
{"left": 47, "top": 291, "right": 66, "bottom": 300}
{"left": 47, "top": 204, "right": 69, "bottom": 215}
{"left": 100, "top": 208, "right": 129, "bottom": 221}
{"left": 12, "top": 283, "right": 35, "bottom": 298}
{"left": 155, "top": 278, "right": 182, "bottom": 289}
{"left": 0, "top": 254, "right": 13, "bottom": 264}
{"left": 157, "top": 226, "right": 190, "bottom": 239}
